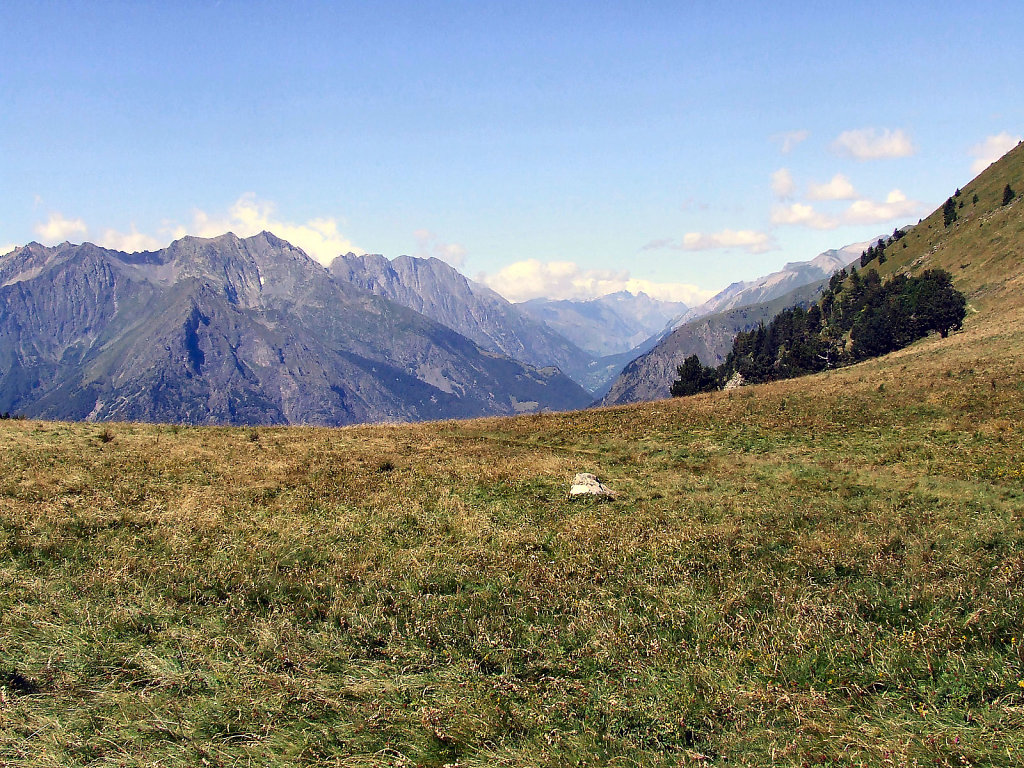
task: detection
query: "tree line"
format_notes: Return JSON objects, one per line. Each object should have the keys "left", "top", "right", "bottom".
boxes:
{"left": 671, "top": 266, "right": 967, "bottom": 397}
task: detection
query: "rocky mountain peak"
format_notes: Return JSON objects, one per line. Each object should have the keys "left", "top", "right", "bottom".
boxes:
{"left": 0, "top": 231, "right": 591, "bottom": 424}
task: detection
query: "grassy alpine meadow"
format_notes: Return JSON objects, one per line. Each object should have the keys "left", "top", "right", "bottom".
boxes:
{"left": 3, "top": 299, "right": 1024, "bottom": 765}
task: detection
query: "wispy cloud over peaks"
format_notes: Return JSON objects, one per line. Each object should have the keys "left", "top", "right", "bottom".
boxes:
{"left": 413, "top": 229, "right": 467, "bottom": 268}
{"left": 773, "top": 130, "right": 809, "bottom": 154}
{"left": 772, "top": 189, "right": 921, "bottom": 230}
{"left": 844, "top": 189, "right": 920, "bottom": 224}
{"left": 27, "top": 196, "right": 361, "bottom": 264}
{"left": 169, "top": 195, "right": 360, "bottom": 265}
{"left": 480, "top": 259, "right": 713, "bottom": 304}
{"left": 832, "top": 128, "right": 915, "bottom": 160}
{"left": 644, "top": 229, "right": 776, "bottom": 255}
{"left": 969, "top": 132, "right": 1021, "bottom": 174}
{"left": 100, "top": 225, "right": 161, "bottom": 253}
{"left": 34, "top": 212, "right": 87, "bottom": 242}
{"left": 33, "top": 212, "right": 161, "bottom": 253}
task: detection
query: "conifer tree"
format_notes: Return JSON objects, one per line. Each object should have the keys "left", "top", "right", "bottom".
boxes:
{"left": 670, "top": 355, "right": 718, "bottom": 397}
{"left": 943, "top": 197, "right": 958, "bottom": 226}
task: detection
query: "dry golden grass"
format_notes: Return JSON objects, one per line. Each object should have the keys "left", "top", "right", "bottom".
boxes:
{"left": 2, "top": 286, "right": 1023, "bottom": 766}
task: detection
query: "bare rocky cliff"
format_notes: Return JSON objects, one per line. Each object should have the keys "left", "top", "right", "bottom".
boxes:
{"left": 0, "top": 233, "right": 592, "bottom": 424}
{"left": 330, "top": 252, "right": 608, "bottom": 391}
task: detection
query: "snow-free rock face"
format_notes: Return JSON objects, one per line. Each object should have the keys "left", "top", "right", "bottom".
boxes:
{"left": 0, "top": 233, "right": 592, "bottom": 425}
{"left": 330, "top": 252, "right": 608, "bottom": 391}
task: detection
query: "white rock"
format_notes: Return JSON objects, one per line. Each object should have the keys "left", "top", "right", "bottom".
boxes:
{"left": 569, "top": 472, "right": 616, "bottom": 499}
{"left": 724, "top": 371, "right": 745, "bottom": 390}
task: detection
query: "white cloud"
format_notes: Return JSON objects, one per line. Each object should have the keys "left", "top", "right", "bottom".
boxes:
{"left": 843, "top": 189, "right": 921, "bottom": 224}
{"left": 772, "top": 189, "right": 922, "bottom": 229}
{"left": 678, "top": 229, "right": 776, "bottom": 253}
{"left": 644, "top": 230, "right": 776, "bottom": 254}
{"left": 413, "top": 228, "right": 467, "bottom": 268}
{"left": 774, "top": 130, "right": 809, "bottom": 154}
{"left": 771, "top": 168, "right": 795, "bottom": 199}
{"left": 1, "top": 243, "right": 17, "bottom": 256}
{"left": 771, "top": 203, "right": 838, "bottom": 229}
{"left": 99, "top": 224, "right": 162, "bottom": 253}
{"left": 480, "top": 259, "right": 713, "bottom": 304}
{"left": 24, "top": 195, "right": 360, "bottom": 265}
{"left": 34, "top": 212, "right": 88, "bottom": 243}
{"left": 969, "top": 132, "right": 1021, "bottom": 174}
{"left": 169, "top": 194, "right": 360, "bottom": 265}
{"left": 620, "top": 277, "right": 715, "bottom": 304}
{"left": 807, "top": 173, "right": 857, "bottom": 200}
{"left": 832, "top": 128, "right": 915, "bottom": 160}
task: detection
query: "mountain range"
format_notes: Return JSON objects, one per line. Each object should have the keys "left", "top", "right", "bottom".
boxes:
{"left": 0, "top": 230, "right": 884, "bottom": 424}
{"left": 1, "top": 197, "right": 959, "bottom": 425}
{"left": 330, "top": 252, "right": 595, "bottom": 386}
{"left": 516, "top": 292, "right": 688, "bottom": 357}
{"left": 0, "top": 233, "right": 592, "bottom": 425}
{"left": 329, "top": 253, "right": 683, "bottom": 395}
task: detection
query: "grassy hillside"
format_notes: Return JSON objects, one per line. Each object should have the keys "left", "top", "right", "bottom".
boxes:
{"left": 2, "top": 147, "right": 1023, "bottom": 766}
{"left": 871, "top": 139, "right": 1024, "bottom": 310}
{"left": 3, "top": 304, "right": 1023, "bottom": 765}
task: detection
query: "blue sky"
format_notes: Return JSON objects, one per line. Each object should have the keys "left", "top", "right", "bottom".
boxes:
{"left": 2, "top": 1, "right": 1021, "bottom": 304}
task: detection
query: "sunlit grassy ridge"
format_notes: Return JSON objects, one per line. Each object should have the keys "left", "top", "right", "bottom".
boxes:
{"left": 874, "top": 139, "right": 1024, "bottom": 312}
{"left": 2, "top": 148, "right": 1024, "bottom": 766}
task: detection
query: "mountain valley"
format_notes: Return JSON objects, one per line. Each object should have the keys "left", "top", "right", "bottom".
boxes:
{"left": 3, "top": 143, "right": 1022, "bottom": 763}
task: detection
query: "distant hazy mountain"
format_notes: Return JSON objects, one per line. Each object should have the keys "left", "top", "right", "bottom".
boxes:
{"left": 330, "top": 252, "right": 595, "bottom": 387}
{"left": 0, "top": 233, "right": 591, "bottom": 425}
{"left": 600, "top": 280, "right": 830, "bottom": 406}
{"left": 597, "top": 240, "right": 872, "bottom": 406}
{"left": 674, "top": 240, "right": 872, "bottom": 326}
{"left": 517, "top": 291, "right": 689, "bottom": 357}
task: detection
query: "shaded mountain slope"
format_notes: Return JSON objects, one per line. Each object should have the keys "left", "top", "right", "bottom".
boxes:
{"left": 0, "top": 233, "right": 591, "bottom": 424}
{"left": 329, "top": 252, "right": 597, "bottom": 389}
